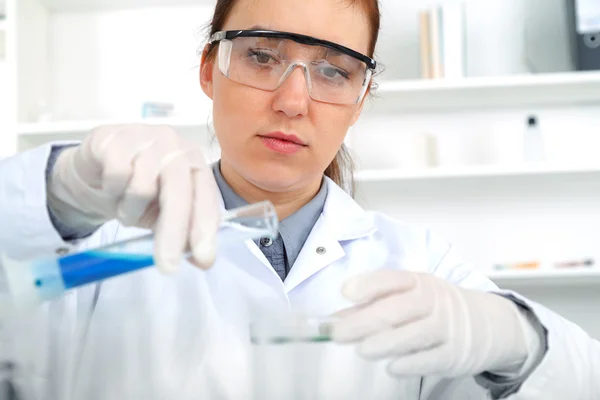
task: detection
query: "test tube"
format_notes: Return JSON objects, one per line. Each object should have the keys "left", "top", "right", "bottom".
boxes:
{"left": 0, "top": 201, "right": 278, "bottom": 310}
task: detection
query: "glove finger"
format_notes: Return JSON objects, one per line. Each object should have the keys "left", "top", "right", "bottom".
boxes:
{"left": 332, "top": 291, "right": 430, "bottom": 343}
{"left": 189, "top": 158, "right": 220, "bottom": 269}
{"left": 357, "top": 316, "right": 444, "bottom": 360}
{"left": 116, "top": 145, "right": 161, "bottom": 226}
{"left": 137, "top": 199, "right": 160, "bottom": 230}
{"left": 153, "top": 154, "right": 194, "bottom": 274}
{"left": 94, "top": 125, "right": 158, "bottom": 198}
{"left": 76, "top": 125, "right": 121, "bottom": 185}
{"left": 342, "top": 269, "right": 417, "bottom": 304}
{"left": 387, "top": 346, "right": 453, "bottom": 377}
{"left": 332, "top": 302, "right": 369, "bottom": 319}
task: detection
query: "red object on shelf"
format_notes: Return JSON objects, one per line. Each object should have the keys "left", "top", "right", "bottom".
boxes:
{"left": 493, "top": 261, "right": 541, "bottom": 271}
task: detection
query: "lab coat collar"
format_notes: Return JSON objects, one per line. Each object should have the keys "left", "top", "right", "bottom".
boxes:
{"left": 212, "top": 172, "right": 378, "bottom": 293}
{"left": 320, "top": 176, "right": 377, "bottom": 241}
{"left": 212, "top": 172, "right": 376, "bottom": 241}
{"left": 283, "top": 177, "right": 377, "bottom": 292}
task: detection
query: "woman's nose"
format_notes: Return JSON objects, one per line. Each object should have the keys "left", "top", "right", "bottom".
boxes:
{"left": 272, "top": 66, "right": 310, "bottom": 118}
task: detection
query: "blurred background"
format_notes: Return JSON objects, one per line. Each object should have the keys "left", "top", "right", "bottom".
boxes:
{"left": 0, "top": 0, "right": 599, "bottom": 338}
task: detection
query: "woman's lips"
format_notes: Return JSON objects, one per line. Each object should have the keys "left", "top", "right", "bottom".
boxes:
{"left": 259, "top": 134, "right": 306, "bottom": 154}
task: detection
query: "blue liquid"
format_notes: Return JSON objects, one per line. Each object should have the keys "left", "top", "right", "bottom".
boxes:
{"left": 32, "top": 224, "right": 274, "bottom": 291}
{"left": 57, "top": 251, "right": 154, "bottom": 289}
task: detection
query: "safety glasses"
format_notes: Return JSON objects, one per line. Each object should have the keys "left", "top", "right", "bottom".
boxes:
{"left": 208, "top": 30, "right": 376, "bottom": 105}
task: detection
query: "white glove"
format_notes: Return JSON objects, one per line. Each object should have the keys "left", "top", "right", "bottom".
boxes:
{"left": 47, "top": 124, "right": 221, "bottom": 273}
{"left": 331, "top": 269, "right": 539, "bottom": 378}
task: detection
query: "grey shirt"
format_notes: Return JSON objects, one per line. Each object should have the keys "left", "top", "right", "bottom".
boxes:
{"left": 212, "top": 161, "right": 327, "bottom": 281}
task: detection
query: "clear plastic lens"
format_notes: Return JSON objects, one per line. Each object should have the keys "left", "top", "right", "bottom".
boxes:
{"left": 219, "top": 36, "right": 370, "bottom": 105}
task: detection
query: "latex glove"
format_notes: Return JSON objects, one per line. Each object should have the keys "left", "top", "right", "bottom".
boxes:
{"left": 332, "top": 269, "right": 535, "bottom": 378}
{"left": 47, "top": 124, "right": 221, "bottom": 273}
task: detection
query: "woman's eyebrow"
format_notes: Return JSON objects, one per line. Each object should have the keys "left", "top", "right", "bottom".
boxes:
{"left": 248, "top": 24, "right": 271, "bottom": 30}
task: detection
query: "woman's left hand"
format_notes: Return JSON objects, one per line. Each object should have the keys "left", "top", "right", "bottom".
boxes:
{"left": 331, "top": 269, "right": 535, "bottom": 378}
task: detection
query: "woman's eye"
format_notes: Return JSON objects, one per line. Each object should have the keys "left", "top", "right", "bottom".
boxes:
{"left": 256, "top": 53, "right": 271, "bottom": 64}
{"left": 248, "top": 50, "right": 278, "bottom": 65}
{"left": 321, "top": 67, "right": 336, "bottom": 78}
{"left": 318, "top": 65, "right": 349, "bottom": 81}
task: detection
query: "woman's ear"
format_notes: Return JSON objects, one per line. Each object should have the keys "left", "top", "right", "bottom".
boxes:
{"left": 199, "top": 44, "right": 215, "bottom": 99}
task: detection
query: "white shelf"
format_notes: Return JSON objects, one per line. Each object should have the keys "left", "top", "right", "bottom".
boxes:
{"left": 374, "top": 71, "right": 600, "bottom": 112}
{"left": 16, "top": 118, "right": 212, "bottom": 152}
{"left": 487, "top": 269, "right": 600, "bottom": 287}
{"left": 38, "top": 0, "right": 215, "bottom": 11}
{"left": 18, "top": 117, "right": 210, "bottom": 136}
{"left": 355, "top": 163, "right": 600, "bottom": 183}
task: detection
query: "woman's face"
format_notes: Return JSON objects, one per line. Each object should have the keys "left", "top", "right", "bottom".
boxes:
{"left": 201, "top": 0, "right": 371, "bottom": 193}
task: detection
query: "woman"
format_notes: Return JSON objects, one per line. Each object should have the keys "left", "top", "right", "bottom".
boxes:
{"left": 0, "top": 0, "right": 598, "bottom": 398}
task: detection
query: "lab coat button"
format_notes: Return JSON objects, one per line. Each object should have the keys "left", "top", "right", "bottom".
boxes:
{"left": 55, "top": 247, "right": 70, "bottom": 256}
{"left": 316, "top": 246, "right": 326, "bottom": 255}
{"left": 260, "top": 237, "right": 273, "bottom": 247}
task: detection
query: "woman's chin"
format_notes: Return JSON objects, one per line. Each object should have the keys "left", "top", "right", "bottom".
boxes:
{"left": 244, "top": 167, "right": 315, "bottom": 193}
{"left": 248, "top": 174, "right": 304, "bottom": 193}
{"left": 223, "top": 155, "right": 321, "bottom": 193}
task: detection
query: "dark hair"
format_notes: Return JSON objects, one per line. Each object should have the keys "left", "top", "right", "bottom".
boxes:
{"left": 203, "top": 0, "right": 381, "bottom": 194}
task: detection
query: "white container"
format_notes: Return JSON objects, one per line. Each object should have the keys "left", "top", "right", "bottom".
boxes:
{"left": 523, "top": 115, "right": 546, "bottom": 162}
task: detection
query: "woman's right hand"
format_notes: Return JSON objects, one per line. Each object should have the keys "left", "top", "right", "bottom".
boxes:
{"left": 47, "top": 124, "right": 221, "bottom": 273}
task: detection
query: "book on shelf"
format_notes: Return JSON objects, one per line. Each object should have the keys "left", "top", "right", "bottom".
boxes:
{"left": 419, "top": 3, "right": 467, "bottom": 80}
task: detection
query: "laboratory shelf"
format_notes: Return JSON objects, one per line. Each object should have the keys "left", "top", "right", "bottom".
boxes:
{"left": 17, "top": 118, "right": 210, "bottom": 136}
{"left": 487, "top": 268, "right": 600, "bottom": 287}
{"left": 37, "top": 0, "right": 215, "bottom": 11}
{"left": 354, "top": 163, "right": 600, "bottom": 183}
{"left": 16, "top": 118, "right": 213, "bottom": 153}
{"left": 374, "top": 71, "right": 600, "bottom": 112}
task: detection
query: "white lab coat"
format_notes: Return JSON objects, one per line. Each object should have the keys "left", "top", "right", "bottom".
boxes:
{"left": 0, "top": 144, "right": 599, "bottom": 400}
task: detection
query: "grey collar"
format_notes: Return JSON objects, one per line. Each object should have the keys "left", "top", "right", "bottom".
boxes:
{"left": 212, "top": 161, "right": 328, "bottom": 268}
